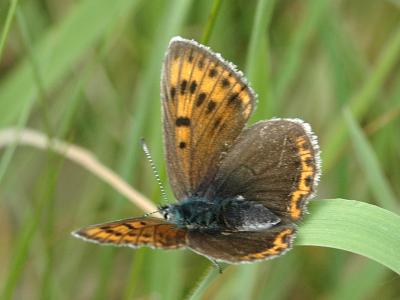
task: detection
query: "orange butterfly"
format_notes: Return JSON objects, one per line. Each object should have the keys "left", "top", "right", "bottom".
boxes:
{"left": 72, "top": 37, "right": 321, "bottom": 265}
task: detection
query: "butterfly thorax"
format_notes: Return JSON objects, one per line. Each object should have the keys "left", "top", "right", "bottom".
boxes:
{"left": 161, "top": 197, "right": 281, "bottom": 231}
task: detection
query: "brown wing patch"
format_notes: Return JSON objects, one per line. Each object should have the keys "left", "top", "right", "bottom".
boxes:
{"left": 188, "top": 225, "right": 296, "bottom": 263}
{"left": 72, "top": 217, "right": 187, "bottom": 249}
{"left": 208, "top": 119, "right": 320, "bottom": 223}
{"left": 239, "top": 228, "right": 294, "bottom": 260}
{"left": 161, "top": 37, "right": 256, "bottom": 199}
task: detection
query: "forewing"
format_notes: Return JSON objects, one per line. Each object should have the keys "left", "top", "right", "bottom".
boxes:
{"left": 188, "top": 225, "right": 296, "bottom": 263}
{"left": 161, "top": 37, "right": 256, "bottom": 200}
{"left": 72, "top": 217, "right": 187, "bottom": 249}
{"left": 206, "top": 119, "right": 321, "bottom": 222}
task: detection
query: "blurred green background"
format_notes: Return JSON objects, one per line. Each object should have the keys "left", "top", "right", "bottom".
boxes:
{"left": 0, "top": 0, "right": 399, "bottom": 299}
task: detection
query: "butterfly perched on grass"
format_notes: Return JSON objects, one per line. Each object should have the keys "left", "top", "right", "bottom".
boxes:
{"left": 72, "top": 36, "right": 321, "bottom": 265}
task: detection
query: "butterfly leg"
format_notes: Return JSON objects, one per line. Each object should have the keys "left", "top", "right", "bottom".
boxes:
{"left": 210, "top": 259, "right": 223, "bottom": 274}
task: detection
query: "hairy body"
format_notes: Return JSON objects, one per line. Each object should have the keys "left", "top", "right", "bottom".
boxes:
{"left": 161, "top": 197, "right": 280, "bottom": 232}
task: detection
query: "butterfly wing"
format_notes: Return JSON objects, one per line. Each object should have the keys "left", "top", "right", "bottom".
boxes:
{"left": 206, "top": 119, "right": 321, "bottom": 222}
{"left": 161, "top": 37, "right": 256, "bottom": 200}
{"left": 188, "top": 225, "right": 296, "bottom": 263}
{"left": 72, "top": 217, "right": 187, "bottom": 249}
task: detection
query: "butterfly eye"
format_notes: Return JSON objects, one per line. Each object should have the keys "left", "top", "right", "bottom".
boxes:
{"left": 160, "top": 205, "right": 170, "bottom": 220}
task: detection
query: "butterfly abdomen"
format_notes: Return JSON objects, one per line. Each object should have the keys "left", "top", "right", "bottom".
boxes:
{"left": 218, "top": 198, "right": 281, "bottom": 231}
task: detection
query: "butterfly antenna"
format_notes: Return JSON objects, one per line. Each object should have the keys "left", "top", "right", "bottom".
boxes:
{"left": 143, "top": 209, "right": 161, "bottom": 217}
{"left": 140, "top": 138, "right": 169, "bottom": 203}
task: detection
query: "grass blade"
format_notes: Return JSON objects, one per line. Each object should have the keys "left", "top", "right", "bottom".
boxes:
{"left": 201, "top": 0, "right": 223, "bottom": 44}
{"left": 0, "top": 0, "right": 18, "bottom": 60}
{"left": 0, "top": 0, "right": 138, "bottom": 126}
{"left": 328, "top": 261, "right": 387, "bottom": 300}
{"left": 245, "top": 0, "right": 276, "bottom": 118}
{"left": 323, "top": 26, "right": 400, "bottom": 171}
{"left": 187, "top": 267, "right": 220, "bottom": 300}
{"left": 298, "top": 199, "right": 400, "bottom": 274}
{"left": 343, "top": 108, "right": 399, "bottom": 212}
{"left": 274, "top": 0, "right": 328, "bottom": 104}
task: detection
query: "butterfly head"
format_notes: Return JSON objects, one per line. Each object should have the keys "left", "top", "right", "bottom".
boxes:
{"left": 159, "top": 204, "right": 182, "bottom": 224}
{"left": 159, "top": 199, "right": 211, "bottom": 228}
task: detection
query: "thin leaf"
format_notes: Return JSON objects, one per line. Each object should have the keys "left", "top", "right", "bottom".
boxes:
{"left": 323, "top": 26, "right": 400, "bottom": 171}
{"left": 201, "top": 0, "right": 223, "bottom": 44}
{"left": 298, "top": 199, "right": 400, "bottom": 274}
{"left": 343, "top": 108, "right": 399, "bottom": 212}
{"left": 0, "top": 0, "right": 138, "bottom": 126}
{"left": 0, "top": 0, "right": 18, "bottom": 60}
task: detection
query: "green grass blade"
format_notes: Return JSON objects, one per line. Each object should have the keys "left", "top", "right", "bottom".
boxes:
{"left": 0, "top": 0, "right": 18, "bottom": 60}
{"left": 328, "top": 261, "right": 387, "bottom": 300}
{"left": 245, "top": 0, "right": 276, "bottom": 118}
{"left": 186, "top": 267, "right": 220, "bottom": 300}
{"left": 0, "top": 0, "right": 137, "bottom": 126}
{"left": 298, "top": 199, "right": 400, "bottom": 274}
{"left": 318, "top": 4, "right": 366, "bottom": 103}
{"left": 228, "top": 265, "right": 259, "bottom": 300}
{"left": 343, "top": 108, "right": 399, "bottom": 212}
{"left": 323, "top": 26, "right": 400, "bottom": 171}
{"left": 256, "top": 254, "right": 298, "bottom": 300}
{"left": 201, "top": 0, "right": 223, "bottom": 44}
{"left": 245, "top": 0, "right": 274, "bottom": 80}
{"left": 0, "top": 101, "right": 32, "bottom": 183}
{"left": 15, "top": 8, "right": 52, "bottom": 136}
{"left": 1, "top": 158, "right": 63, "bottom": 300}
{"left": 274, "top": 0, "right": 328, "bottom": 104}
{"left": 318, "top": 5, "right": 395, "bottom": 298}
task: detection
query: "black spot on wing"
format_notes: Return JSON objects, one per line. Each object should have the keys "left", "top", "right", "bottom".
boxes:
{"left": 176, "top": 117, "right": 191, "bottom": 127}
{"left": 305, "top": 175, "right": 313, "bottom": 187}
{"left": 123, "top": 223, "right": 135, "bottom": 230}
{"left": 213, "top": 117, "right": 222, "bottom": 130}
{"left": 170, "top": 87, "right": 176, "bottom": 99}
{"left": 221, "top": 78, "right": 230, "bottom": 88}
{"left": 206, "top": 101, "right": 217, "bottom": 114}
{"left": 198, "top": 59, "right": 204, "bottom": 69}
{"left": 228, "top": 92, "right": 242, "bottom": 108}
{"left": 188, "top": 50, "right": 194, "bottom": 62}
{"left": 196, "top": 93, "right": 206, "bottom": 107}
{"left": 209, "top": 68, "right": 217, "bottom": 77}
{"left": 190, "top": 81, "right": 197, "bottom": 94}
{"left": 180, "top": 80, "right": 187, "bottom": 95}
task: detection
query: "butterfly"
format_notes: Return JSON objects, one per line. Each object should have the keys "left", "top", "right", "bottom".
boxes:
{"left": 72, "top": 36, "right": 321, "bottom": 265}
